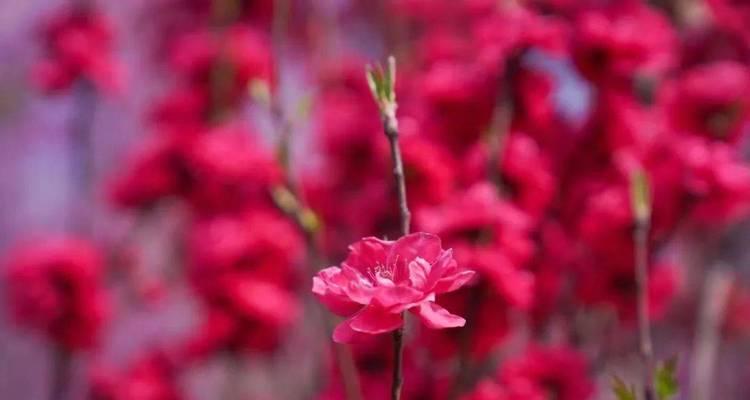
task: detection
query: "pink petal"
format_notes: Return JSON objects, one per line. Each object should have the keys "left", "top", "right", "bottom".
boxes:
{"left": 332, "top": 319, "right": 357, "bottom": 343}
{"left": 312, "top": 268, "right": 365, "bottom": 316}
{"left": 342, "top": 237, "right": 392, "bottom": 275}
{"left": 349, "top": 305, "right": 404, "bottom": 334}
{"left": 413, "top": 302, "right": 465, "bottom": 329}
{"left": 372, "top": 285, "right": 424, "bottom": 312}
{"left": 426, "top": 248, "right": 457, "bottom": 281}
{"left": 408, "top": 257, "right": 431, "bottom": 289}
{"left": 388, "top": 232, "right": 443, "bottom": 280}
{"left": 433, "top": 270, "right": 477, "bottom": 294}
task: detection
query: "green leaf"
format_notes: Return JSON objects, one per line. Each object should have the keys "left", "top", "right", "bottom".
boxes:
{"left": 365, "top": 56, "right": 398, "bottom": 113}
{"left": 629, "top": 168, "right": 651, "bottom": 223}
{"left": 654, "top": 358, "right": 679, "bottom": 400}
{"left": 612, "top": 376, "right": 637, "bottom": 400}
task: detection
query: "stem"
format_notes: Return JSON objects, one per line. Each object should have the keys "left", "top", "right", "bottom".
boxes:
{"left": 634, "top": 219, "right": 655, "bottom": 400}
{"left": 221, "top": 354, "right": 242, "bottom": 400}
{"left": 381, "top": 102, "right": 410, "bottom": 400}
{"left": 688, "top": 267, "right": 731, "bottom": 400}
{"left": 50, "top": 347, "right": 71, "bottom": 400}
{"left": 383, "top": 112, "right": 410, "bottom": 236}
{"left": 68, "top": 79, "right": 97, "bottom": 235}
{"left": 391, "top": 322, "right": 405, "bottom": 400}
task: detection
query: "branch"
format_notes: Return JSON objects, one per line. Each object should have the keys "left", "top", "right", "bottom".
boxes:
{"left": 688, "top": 267, "right": 731, "bottom": 400}
{"left": 50, "top": 347, "right": 71, "bottom": 400}
{"left": 68, "top": 79, "right": 97, "bottom": 235}
{"left": 630, "top": 170, "right": 655, "bottom": 400}
{"left": 367, "top": 56, "right": 410, "bottom": 400}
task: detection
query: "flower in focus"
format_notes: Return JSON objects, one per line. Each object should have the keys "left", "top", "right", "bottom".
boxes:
{"left": 5, "top": 237, "right": 109, "bottom": 351}
{"left": 313, "top": 232, "right": 475, "bottom": 343}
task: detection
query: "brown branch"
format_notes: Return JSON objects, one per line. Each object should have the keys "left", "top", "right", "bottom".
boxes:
{"left": 688, "top": 267, "right": 731, "bottom": 400}
{"left": 68, "top": 79, "right": 97, "bottom": 235}
{"left": 368, "top": 56, "right": 411, "bottom": 400}
{"left": 50, "top": 347, "right": 71, "bottom": 400}
{"left": 383, "top": 111, "right": 411, "bottom": 236}
{"left": 634, "top": 218, "right": 655, "bottom": 400}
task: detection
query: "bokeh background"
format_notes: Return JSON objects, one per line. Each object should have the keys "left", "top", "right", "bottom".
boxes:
{"left": 3, "top": 1, "right": 750, "bottom": 399}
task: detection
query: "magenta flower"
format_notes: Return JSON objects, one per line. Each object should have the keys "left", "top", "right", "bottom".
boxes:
{"left": 313, "top": 232, "right": 475, "bottom": 343}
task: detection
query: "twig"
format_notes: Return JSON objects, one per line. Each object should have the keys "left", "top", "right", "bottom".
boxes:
{"left": 634, "top": 217, "right": 655, "bottom": 400}
{"left": 67, "top": 79, "right": 97, "bottom": 235}
{"left": 265, "top": 7, "right": 363, "bottom": 393}
{"left": 50, "top": 347, "right": 71, "bottom": 400}
{"left": 221, "top": 354, "right": 243, "bottom": 400}
{"left": 271, "top": 188, "right": 364, "bottom": 400}
{"left": 631, "top": 170, "right": 654, "bottom": 400}
{"left": 485, "top": 59, "right": 518, "bottom": 192}
{"left": 367, "top": 56, "right": 410, "bottom": 400}
{"left": 688, "top": 267, "right": 731, "bottom": 400}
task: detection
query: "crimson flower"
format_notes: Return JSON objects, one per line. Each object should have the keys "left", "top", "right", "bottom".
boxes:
{"left": 313, "top": 232, "right": 474, "bottom": 343}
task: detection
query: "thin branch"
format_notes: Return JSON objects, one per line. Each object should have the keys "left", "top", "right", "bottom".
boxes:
{"left": 68, "top": 79, "right": 97, "bottom": 235}
{"left": 634, "top": 217, "right": 656, "bottom": 400}
{"left": 688, "top": 267, "right": 731, "bottom": 400}
{"left": 265, "top": 8, "right": 363, "bottom": 393}
{"left": 50, "top": 347, "right": 71, "bottom": 400}
{"left": 391, "top": 323, "right": 406, "bottom": 400}
{"left": 367, "top": 56, "right": 410, "bottom": 400}
{"left": 485, "top": 60, "right": 518, "bottom": 192}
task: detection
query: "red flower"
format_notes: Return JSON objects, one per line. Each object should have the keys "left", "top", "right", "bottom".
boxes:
{"left": 498, "top": 346, "right": 595, "bottom": 400}
{"left": 5, "top": 237, "right": 109, "bottom": 351}
{"left": 313, "top": 233, "right": 475, "bottom": 343}
{"left": 89, "top": 351, "right": 182, "bottom": 400}
{"left": 184, "top": 126, "right": 282, "bottom": 214}
{"left": 184, "top": 279, "right": 300, "bottom": 357}
{"left": 463, "top": 346, "right": 594, "bottom": 400}
{"left": 678, "top": 136, "right": 750, "bottom": 225}
{"left": 417, "top": 184, "right": 535, "bottom": 308}
{"left": 572, "top": 4, "right": 675, "bottom": 86}
{"left": 188, "top": 209, "right": 303, "bottom": 295}
{"left": 667, "top": 61, "right": 750, "bottom": 143}
{"left": 33, "top": 7, "right": 121, "bottom": 93}
{"left": 170, "top": 25, "right": 273, "bottom": 108}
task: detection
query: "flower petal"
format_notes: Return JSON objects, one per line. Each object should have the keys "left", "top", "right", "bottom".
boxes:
{"left": 408, "top": 257, "right": 432, "bottom": 289}
{"left": 372, "top": 285, "right": 424, "bottom": 312}
{"left": 312, "top": 267, "right": 365, "bottom": 316}
{"left": 333, "top": 319, "right": 357, "bottom": 343}
{"left": 388, "top": 232, "right": 443, "bottom": 281}
{"left": 433, "top": 270, "right": 477, "bottom": 294}
{"left": 349, "top": 305, "right": 404, "bottom": 334}
{"left": 413, "top": 302, "right": 465, "bottom": 329}
{"left": 342, "top": 237, "right": 392, "bottom": 275}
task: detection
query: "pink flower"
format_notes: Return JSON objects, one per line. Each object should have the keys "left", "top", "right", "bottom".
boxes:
{"left": 313, "top": 233, "right": 475, "bottom": 343}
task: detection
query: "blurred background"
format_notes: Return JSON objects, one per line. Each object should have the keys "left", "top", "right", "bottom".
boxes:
{"left": 3, "top": 0, "right": 750, "bottom": 399}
